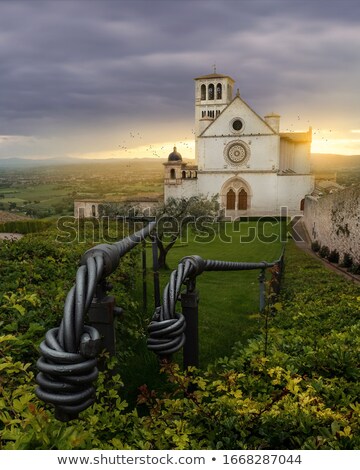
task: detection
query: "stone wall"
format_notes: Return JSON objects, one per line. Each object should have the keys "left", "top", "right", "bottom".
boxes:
{"left": 74, "top": 199, "right": 160, "bottom": 218}
{"left": 303, "top": 185, "right": 360, "bottom": 263}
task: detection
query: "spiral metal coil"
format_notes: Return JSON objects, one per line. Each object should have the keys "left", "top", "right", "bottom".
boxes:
{"left": 147, "top": 256, "right": 203, "bottom": 355}
{"left": 147, "top": 249, "right": 285, "bottom": 358}
{"left": 36, "top": 222, "right": 156, "bottom": 421}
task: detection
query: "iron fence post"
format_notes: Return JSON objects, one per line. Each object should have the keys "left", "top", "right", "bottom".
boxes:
{"left": 259, "top": 267, "right": 266, "bottom": 312}
{"left": 142, "top": 238, "right": 147, "bottom": 313}
{"left": 151, "top": 233, "right": 161, "bottom": 308}
{"left": 88, "top": 297, "right": 117, "bottom": 356}
{"left": 181, "top": 289, "right": 199, "bottom": 369}
{"left": 88, "top": 283, "right": 122, "bottom": 366}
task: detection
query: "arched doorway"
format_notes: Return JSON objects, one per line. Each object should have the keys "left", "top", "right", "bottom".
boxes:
{"left": 226, "top": 189, "right": 236, "bottom": 210}
{"left": 238, "top": 189, "right": 247, "bottom": 210}
{"left": 221, "top": 176, "right": 252, "bottom": 217}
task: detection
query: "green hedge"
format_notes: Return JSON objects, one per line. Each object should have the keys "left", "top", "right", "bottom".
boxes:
{"left": 0, "top": 219, "right": 53, "bottom": 234}
{"left": 0, "top": 237, "right": 359, "bottom": 450}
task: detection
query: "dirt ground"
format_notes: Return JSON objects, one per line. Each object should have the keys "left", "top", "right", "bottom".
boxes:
{"left": 0, "top": 232, "right": 23, "bottom": 240}
{"left": 0, "top": 210, "right": 30, "bottom": 223}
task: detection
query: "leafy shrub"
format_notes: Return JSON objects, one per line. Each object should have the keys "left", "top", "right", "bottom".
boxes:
{"left": 319, "top": 245, "right": 330, "bottom": 258}
{"left": 1, "top": 233, "right": 360, "bottom": 450}
{"left": 311, "top": 240, "right": 321, "bottom": 252}
{"left": 341, "top": 252, "right": 353, "bottom": 268}
{"left": 327, "top": 249, "right": 339, "bottom": 263}
{"left": 0, "top": 219, "right": 52, "bottom": 234}
{"left": 348, "top": 263, "right": 360, "bottom": 275}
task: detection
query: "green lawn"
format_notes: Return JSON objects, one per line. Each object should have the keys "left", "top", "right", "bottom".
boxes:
{"left": 164, "top": 221, "right": 285, "bottom": 362}
{"left": 0, "top": 184, "right": 72, "bottom": 217}
{"left": 120, "top": 220, "right": 286, "bottom": 402}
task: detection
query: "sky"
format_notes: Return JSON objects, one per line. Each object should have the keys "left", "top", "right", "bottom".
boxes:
{"left": 0, "top": 0, "right": 360, "bottom": 161}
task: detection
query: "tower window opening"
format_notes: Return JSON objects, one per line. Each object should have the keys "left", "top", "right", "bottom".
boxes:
{"left": 91, "top": 204, "right": 96, "bottom": 217}
{"left": 170, "top": 169, "right": 176, "bottom": 179}
{"left": 216, "top": 83, "right": 222, "bottom": 99}
{"left": 208, "top": 84, "right": 214, "bottom": 100}
{"left": 182, "top": 170, "right": 186, "bottom": 179}
{"left": 201, "top": 84, "right": 206, "bottom": 100}
{"left": 232, "top": 119, "right": 243, "bottom": 131}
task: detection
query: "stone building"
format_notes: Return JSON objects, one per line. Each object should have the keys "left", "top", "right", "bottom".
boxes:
{"left": 74, "top": 200, "right": 100, "bottom": 218}
{"left": 74, "top": 197, "right": 160, "bottom": 218}
{"left": 164, "top": 71, "right": 314, "bottom": 217}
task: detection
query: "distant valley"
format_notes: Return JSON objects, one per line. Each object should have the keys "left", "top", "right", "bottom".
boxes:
{"left": 0, "top": 154, "right": 360, "bottom": 171}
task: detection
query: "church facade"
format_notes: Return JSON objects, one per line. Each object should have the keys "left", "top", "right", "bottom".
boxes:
{"left": 164, "top": 72, "right": 314, "bottom": 217}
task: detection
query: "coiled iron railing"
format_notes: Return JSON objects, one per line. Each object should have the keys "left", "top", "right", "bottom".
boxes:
{"left": 36, "top": 219, "right": 284, "bottom": 421}
{"left": 147, "top": 248, "right": 285, "bottom": 365}
{"left": 35, "top": 222, "right": 156, "bottom": 422}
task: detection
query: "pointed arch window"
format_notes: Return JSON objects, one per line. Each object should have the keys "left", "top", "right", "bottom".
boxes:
{"left": 201, "top": 84, "right": 206, "bottom": 100}
{"left": 170, "top": 169, "right": 176, "bottom": 179}
{"left": 216, "top": 83, "right": 222, "bottom": 99}
{"left": 226, "top": 189, "right": 236, "bottom": 210}
{"left": 208, "top": 84, "right": 214, "bottom": 100}
{"left": 238, "top": 189, "right": 247, "bottom": 210}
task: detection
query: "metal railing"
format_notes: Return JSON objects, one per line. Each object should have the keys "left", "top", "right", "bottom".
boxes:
{"left": 35, "top": 222, "right": 156, "bottom": 422}
{"left": 35, "top": 220, "right": 285, "bottom": 422}
{"left": 147, "top": 247, "right": 285, "bottom": 368}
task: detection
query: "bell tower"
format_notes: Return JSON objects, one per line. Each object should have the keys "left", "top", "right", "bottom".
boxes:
{"left": 194, "top": 70, "right": 235, "bottom": 136}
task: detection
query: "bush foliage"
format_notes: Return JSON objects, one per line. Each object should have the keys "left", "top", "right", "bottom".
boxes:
{"left": 319, "top": 245, "right": 330, "bottom": 259}
{"left": 327, "top": 249, "right": 340, "bottom": 264}
{"left": 311, "top": 241, "right": 320, "bottom": 253}
{"left": 0, "top": 219, "right": 52, "bottom": 234}
{"left": 1, "top": 229, "right": 360, "bottom": 450}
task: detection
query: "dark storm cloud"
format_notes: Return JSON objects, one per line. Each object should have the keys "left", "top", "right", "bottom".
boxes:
{"left": 0, "top": 0, "right": 359, "bottom": 156}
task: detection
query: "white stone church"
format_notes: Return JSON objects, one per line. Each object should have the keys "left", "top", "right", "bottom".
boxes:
{"left": 164, "top": 72, "right": 314, "bottom": 217}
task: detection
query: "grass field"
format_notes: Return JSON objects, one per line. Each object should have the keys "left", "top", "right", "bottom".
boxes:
{"left": 0, "top": 159, "right": 164, "bottom": 218}
{"left": 120, "top": 220, "right": 286, "bottom": 402}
